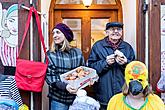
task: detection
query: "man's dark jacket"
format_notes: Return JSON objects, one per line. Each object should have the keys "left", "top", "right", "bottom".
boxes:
{"left": 88, "top": 37, "right": 135, "bottom": 105}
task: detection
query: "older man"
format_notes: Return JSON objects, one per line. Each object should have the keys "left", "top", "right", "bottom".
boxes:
{"left": 88, "top": 22, "right": 135, "bottom": 110}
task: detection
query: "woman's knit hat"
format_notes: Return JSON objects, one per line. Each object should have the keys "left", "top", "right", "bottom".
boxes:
{"left": 54, "top": 23, "right": 74, "bottom": 42}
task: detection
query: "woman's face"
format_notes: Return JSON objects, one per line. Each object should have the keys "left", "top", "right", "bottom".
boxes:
{"left": 52, "top": 28, "right": 65, "bottom": 44}
{"left": 6, "top": 14, "right": 18, "bottom": 35}
{"left": 106, "top": 27, "right": 123, "bottom": 43}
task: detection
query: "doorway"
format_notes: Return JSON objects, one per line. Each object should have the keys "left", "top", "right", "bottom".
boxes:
{"left": 49, "top": 0, "right": 123, "bottom": 60}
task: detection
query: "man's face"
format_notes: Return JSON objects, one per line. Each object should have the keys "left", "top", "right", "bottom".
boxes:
{"left": 106, "top": 27, "right": 123, "bottom": 43}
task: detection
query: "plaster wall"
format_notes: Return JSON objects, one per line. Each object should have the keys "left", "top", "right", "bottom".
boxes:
{"left": 120, "top": 0, "right": 136, "bottom": 53}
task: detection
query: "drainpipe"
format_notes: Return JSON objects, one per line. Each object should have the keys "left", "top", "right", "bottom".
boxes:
{"left": 143, "top": 0, "right": 149, "bottom": 68}
{"left": 29, "top": 0, "right": 34, "bottom": 110}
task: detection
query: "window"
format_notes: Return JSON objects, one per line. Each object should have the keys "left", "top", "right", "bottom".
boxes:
{"left": 63, "top": 19, "right": 81, "bottom": 48}
{"left": 91, "top": 19, "right": 109, "bottom": 46}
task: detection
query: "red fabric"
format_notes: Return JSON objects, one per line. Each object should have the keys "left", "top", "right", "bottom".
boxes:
{"left": 15, "top": 7, "right": 48, "bottom": 92}
{"left": 15, "top": 59, "right": 47, "bottom": 92}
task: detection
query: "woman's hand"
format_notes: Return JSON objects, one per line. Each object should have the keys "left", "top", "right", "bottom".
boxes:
{"left": 66, "top": 84, "right": 78, "bottom": 94}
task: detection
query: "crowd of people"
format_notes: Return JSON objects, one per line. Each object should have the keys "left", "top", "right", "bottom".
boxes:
{"left": 45, "top": 22, "right": 165, "bottom": 110}
{"left": 0, "top": 21, "right": 164, "bottom": 110}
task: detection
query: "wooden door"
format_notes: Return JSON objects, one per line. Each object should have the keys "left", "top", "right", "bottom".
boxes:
{"left": 49, "top": 3, "right": 122, "bottom": 60}
{"left": 53, "top": 10, "right": 118, "bottom": 60}
{"left": 49, "top": 0, "right": 122, "bottom": 97}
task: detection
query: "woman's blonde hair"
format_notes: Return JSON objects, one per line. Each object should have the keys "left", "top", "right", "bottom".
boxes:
{"left": 50, "top": 37, "right": 72, "bottom": 52}
{"left": 122, "top": 83, "right": 153, "bottom": 97}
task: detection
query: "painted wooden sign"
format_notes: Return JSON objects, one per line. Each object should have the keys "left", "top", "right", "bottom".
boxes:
{"left": 0, "top": 2, "right": 18, "bottom": 67}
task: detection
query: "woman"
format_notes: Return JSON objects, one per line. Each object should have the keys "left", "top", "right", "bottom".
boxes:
{"left": 46, "top": 23, "right": 85, "bottom": 110}
{"left": 107, "top": 61, "right": 165, "bottom": 110}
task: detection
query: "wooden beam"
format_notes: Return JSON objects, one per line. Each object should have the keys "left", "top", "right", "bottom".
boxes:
{"left": 61, "top": 10, "right": 117, "bottom": 18}
{"left": 82, "top": 16, "right": 91, "bottom": 60}
{"left": 54, "top": 4, "right": 120, "bottom": 10}
{"left": 136, "top": 0, "right": 145, "bottom": 62}
{"left": 148, "top": 0, "right": 161, "bottom": 91}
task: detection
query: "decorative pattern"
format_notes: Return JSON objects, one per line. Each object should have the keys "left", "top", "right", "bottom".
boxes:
{"left": 0, "top": 3, "right": 18, "bottom": 66}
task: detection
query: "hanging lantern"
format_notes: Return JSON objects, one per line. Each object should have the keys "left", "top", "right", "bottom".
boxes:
{"left": 82, "top": 0, "right": 93, "bottom": 8}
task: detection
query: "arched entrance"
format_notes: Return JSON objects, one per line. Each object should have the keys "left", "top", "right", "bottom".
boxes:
{"left": 49, "top": 0, "right": 123, "bottom": 60}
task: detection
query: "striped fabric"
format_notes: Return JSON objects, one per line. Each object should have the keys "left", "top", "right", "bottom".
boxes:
{"left": 0, "top": 37, "right": 18, "bottom": 66}
{"left": 46, "top": 48, "right": 85, "bottom": 104}
{"left": 0, "top": 76, "right": 23, "bottom": 106}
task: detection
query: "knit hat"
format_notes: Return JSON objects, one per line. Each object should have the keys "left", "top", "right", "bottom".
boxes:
{"left": 54, "top": 23, "right": 74, "bottom": 42}
{"left": 106, "top": 22, "right": 123, "bottom": 30}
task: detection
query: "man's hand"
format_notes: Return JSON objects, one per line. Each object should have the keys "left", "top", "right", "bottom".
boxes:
{"left": 66, "top": 84, "right": 78, "bottom": 94}
{"left": 114, "top": 50, "right": 127, "bottom": 65}
{"left": 115, "top": 55, "right": 127, "bottom": 65}
{"left": 106, "top": 54, "right": 115, "bottom": 65}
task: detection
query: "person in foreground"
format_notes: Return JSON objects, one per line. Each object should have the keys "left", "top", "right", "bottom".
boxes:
{"left": 88, "top": 22, "right": 135, "bottom": 110}
{"left": 45, "top": 23, "right": 85, "bottom": 110}
{"left": 107, "top": 61, "right": 165, "bottom": 110}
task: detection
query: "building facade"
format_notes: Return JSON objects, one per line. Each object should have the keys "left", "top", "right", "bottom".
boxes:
{"left": 0, "top": 0, "right": 164, "bottom": 109}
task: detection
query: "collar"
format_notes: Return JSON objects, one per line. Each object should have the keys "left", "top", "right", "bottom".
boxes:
{"left": 102, "top": 36, "right": 125, "bottom": 49}
{"left": 106, "top": 37, "right": 122, "bottom": 49}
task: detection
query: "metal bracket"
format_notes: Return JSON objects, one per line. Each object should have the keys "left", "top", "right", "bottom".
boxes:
{"left": 20, "top": 4, "right": 42, "bottom": 15}
{"left": 143, "top": 1, "right": 148, "bottom": 14}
